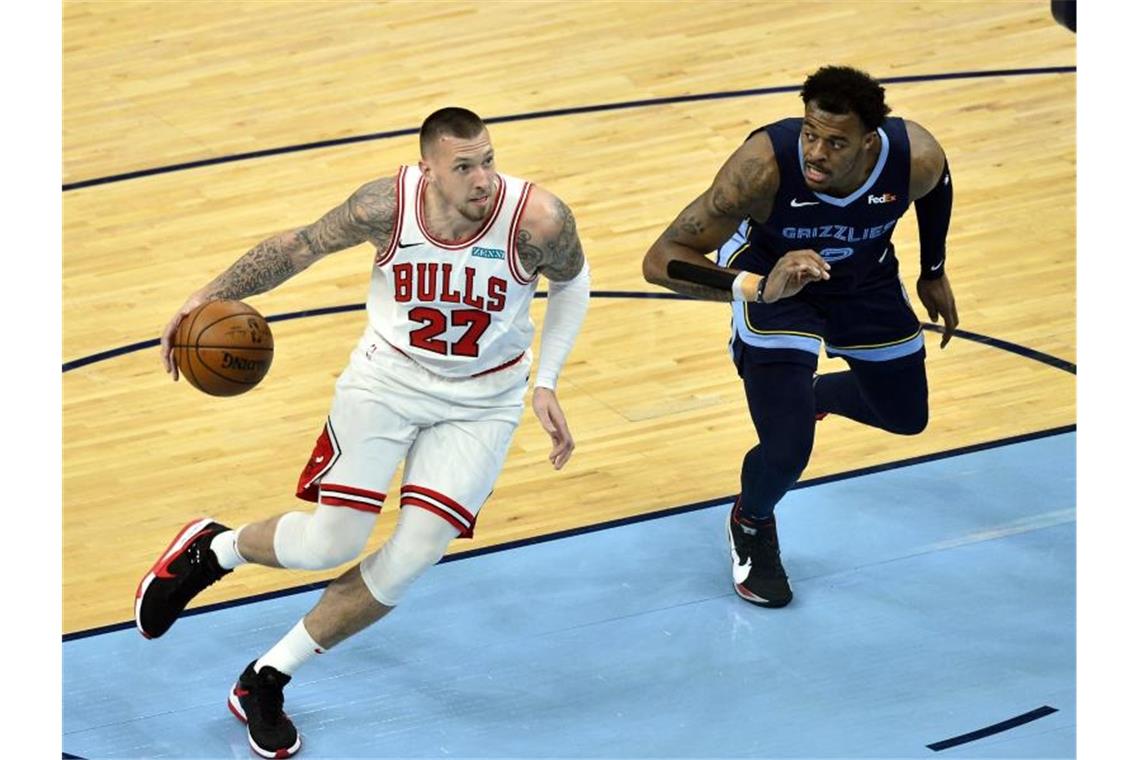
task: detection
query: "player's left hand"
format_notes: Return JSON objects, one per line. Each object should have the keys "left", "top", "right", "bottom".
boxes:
{"left": 916, "top": 274, "right": 959, "bottom": 348}
{"left": 532, "top": 387, "right": 575, "bottom": 470}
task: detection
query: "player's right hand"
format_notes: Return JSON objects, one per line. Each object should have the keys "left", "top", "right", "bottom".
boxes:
{"left": 160, "top": 294, "right": 209, "bottom": 381}
{"left": 761, "top": 249, "right": 830, "bottom": 303}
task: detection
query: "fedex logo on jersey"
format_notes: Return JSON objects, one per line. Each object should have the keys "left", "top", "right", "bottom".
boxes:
{"left": 781, "top": 218, "right": 897, "bottom": 243}
{"left": 471, "top": 246, "right": 505, "bottom": 260}
{"left": 391, "top": 262, "right": 507, "bottom": 312}
{"left": 868, "top": 192, "right": 898, "bottom": 204}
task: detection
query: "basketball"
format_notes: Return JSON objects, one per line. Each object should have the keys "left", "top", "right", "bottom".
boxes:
{"left": 172, "top": 300, "right": 274, "bottom": 396}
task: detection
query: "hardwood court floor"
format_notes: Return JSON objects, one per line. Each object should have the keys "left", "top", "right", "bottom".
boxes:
{"left": 63, "top": 1, "right": 1076, "bottom": 634}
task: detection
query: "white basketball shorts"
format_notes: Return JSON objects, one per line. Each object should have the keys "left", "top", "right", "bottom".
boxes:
{"left": 295, "top": 336, "right": 529, "bottom": 537}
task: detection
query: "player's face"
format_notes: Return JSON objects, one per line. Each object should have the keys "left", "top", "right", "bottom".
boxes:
{"left": 800, "top": 102, "right": 877, "bottom": 195}
{"left": 420, "top": 129, "right": 499, "bottom": 222}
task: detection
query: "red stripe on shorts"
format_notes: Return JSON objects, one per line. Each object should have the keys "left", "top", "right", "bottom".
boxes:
{"left": 319, "top": 495, "right": 383, "bottom": 513}
{"left": 400, "top": 495, "right": 475, "bottom": 538}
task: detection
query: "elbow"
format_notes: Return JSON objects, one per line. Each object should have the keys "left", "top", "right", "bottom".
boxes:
{"left": 642, "top": 246, "right": 669, "bottom": 287}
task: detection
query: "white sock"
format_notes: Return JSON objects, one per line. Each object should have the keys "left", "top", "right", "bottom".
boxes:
{"left": 209, "top": 527, "right": 248, "bottom": 570}
{"left": 256, "top": 620, "right": 325, "bottom": 676}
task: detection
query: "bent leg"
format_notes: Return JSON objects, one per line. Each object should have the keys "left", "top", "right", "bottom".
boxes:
{"left": 815, "top": 350, "right": 929, "bottom": 435}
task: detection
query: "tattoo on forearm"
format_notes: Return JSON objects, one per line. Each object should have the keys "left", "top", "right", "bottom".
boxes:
{"left": 297, "top": 228, "right": 317, "bottom": 253}
{"left": 206, "top": 235, "right": 302, "bottom": 300}
{"left": 516, "top": 197, "right": 585, "bottom": 281}
{"left": 204, "top": 178, "right": 398, "bottom": 301}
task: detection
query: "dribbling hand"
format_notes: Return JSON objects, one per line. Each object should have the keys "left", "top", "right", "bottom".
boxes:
{"left": 160, "top": 293, "right": 209, "bottom": 381}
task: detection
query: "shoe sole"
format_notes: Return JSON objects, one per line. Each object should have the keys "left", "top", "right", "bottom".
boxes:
{"left": 724, "top": 511, "right": 793, "bottom": 609}
{"left": 134, "top": 517, "right": 217, "bottom": 639}
{"left": 228, "top": 685, "right": 303, "bottom": 759}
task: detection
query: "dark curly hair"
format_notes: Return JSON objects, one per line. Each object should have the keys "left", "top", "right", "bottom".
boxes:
{"left": 420, "top": 107, "right": 486, "bottom": 157}
{"left": 800, "top": 66, "right": 891, "bottom": 130}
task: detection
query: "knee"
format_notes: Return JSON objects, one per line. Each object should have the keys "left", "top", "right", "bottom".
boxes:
{"left": 767, "top": 441, "right": 813, "bottom": 479}
{"left": 273, "top": 511, "right": 371, "bottom": 570}
{"left": 302, "top": 527, "right": 369, "bottom": 569}
{"left": 360, "top": 510, "right": 457, "bottom": 606}
{"left": 746, "top": 438, "right": 812, "bottom": 482}
{"left": 884, "top": 403, "right": 928, "bottom": 436}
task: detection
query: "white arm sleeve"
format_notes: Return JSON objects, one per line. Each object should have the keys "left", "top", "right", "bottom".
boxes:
{"left": 534, "top": 260, "right": 590, "bottom": 390}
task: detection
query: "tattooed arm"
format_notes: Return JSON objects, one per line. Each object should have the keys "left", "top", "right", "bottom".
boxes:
{"left": 161, "top": 177, "right": 397, "bottom": 379}
{"left": 642, "top": 132, "right": 827, "bottom": 302}
{"left": 515, "top": 187, "right": 589, "bottom": 470}
{"left": 515, "top": 188, "right": 585, "bottom": 282}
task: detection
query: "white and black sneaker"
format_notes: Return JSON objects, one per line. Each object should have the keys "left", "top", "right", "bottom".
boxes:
{"left": 726, "top": 502, "right": 793, "bottom": 608}
{"left": 228, "top": 661, "right": 302, "bottom": 759}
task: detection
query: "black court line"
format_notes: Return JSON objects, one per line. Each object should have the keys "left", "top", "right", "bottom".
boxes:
{"left": 61, "top": 422, "right": 1074, "bottom": 643}
{"left": 62, "top": 66, "right": 1075, "bottom": 191}
{"left": 61, "top": 293, "right": 1076, "bottom": 375}
{"left": 927, "top": 705, "right": 1059, "bottom": 751}
{"left": 920, "top": 324, "right": 1076, "bottom": 374}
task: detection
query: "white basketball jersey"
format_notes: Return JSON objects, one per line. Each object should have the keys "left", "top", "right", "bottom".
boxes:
{"left": 364, "top": 165, "right": 539, "bottom": 378}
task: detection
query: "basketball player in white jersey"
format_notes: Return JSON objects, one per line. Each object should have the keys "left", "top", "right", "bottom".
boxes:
{"left": 136, "top": 108, "right": 590, "bottom": 758}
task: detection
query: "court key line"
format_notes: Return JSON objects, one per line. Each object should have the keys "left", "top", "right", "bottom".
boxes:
{"left": 62, "top": 422, "right": 1075, "bottom": 643}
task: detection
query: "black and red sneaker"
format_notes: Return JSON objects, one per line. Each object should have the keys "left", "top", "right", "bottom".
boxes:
{"left": 727, "top": 503, "right": 793, "bottom": 608}
{"left": 228, "top": 661, "right": 302, "bottom": 759}
{"left": 134, "top": 517, "right": 232, "bottom": 639}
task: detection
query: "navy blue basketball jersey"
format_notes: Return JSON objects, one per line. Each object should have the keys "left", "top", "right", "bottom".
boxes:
{"left": 725, "top": 116, "right": 912, "bottom": 293}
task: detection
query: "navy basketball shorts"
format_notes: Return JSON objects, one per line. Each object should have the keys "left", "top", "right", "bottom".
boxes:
{"left": 729, "top": 277, "right": 925, "bottom": 370}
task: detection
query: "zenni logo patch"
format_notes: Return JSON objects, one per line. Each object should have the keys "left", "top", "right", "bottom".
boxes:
{"left": 471, "top": 246, "right": 506, "bottom": 260}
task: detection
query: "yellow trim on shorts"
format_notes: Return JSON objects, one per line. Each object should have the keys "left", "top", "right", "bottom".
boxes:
{"left": 724, "top": 244, "right": 749, "bottom": 267}
{"left": 726, "top": 232, "right": 824, "bottom": 341}
{"left": 827, "top": 327, "right": 923, "bottom": 351}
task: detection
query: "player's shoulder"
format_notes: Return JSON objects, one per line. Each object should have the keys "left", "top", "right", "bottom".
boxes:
{"left": 518, "top": 183, "right": 575, "bottom": 240}
{"left": 715, "top": 128, "right": 779, "bottom": 203}
{"left": 903, "top": 120, "right": 944, "bottom": 162}
{"left": 741, "top": 127, "right": 778, "bottom": 159}
{"left": 903, "top": 120, "right": 947, "bottom": 197}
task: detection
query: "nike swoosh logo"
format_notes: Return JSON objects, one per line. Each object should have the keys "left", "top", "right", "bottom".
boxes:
{"left": 790, "top": 198, "right": 820, "bottom": 207}
{"left": 930, "top": 259, "right": 944, "bottom": 271}
{"left": 153, "top": 524, "right": 213, "bottom": 580}
{"left": 397, "top": 241, "right": 424, "bottom": 249}
{"left": 726, "top": 514, "right": 752, "bottom": 584}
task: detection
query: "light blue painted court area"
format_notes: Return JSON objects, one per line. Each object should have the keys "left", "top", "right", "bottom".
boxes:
{"left": 64, "top": 431, "right": 1075, "bottom": 759}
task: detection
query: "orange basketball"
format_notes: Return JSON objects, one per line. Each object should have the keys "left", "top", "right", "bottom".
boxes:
{"left": 172, "top": 300, "right": 274, "bottom": 396}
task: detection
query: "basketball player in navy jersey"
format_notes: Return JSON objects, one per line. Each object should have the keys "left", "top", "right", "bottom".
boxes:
{"left": 643, "top": 66, "right": 958, "bottom": 609}
{"left": 137, "top": 107, "right": 589, "bottom": 758}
